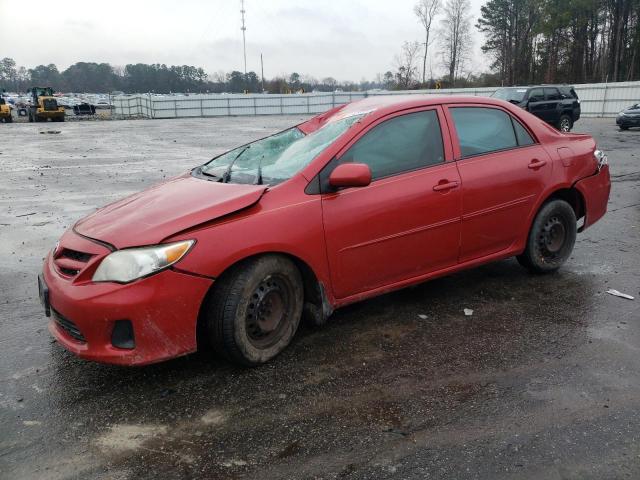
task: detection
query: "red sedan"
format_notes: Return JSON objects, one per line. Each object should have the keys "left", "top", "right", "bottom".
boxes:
{"left": 39, "top": 95, "right": 611, "bottom": 366}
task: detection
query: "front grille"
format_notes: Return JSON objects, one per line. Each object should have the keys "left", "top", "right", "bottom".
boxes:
{"left": 60, "top": 248, "right": 93, "bottom": 263}
{"left": 54, "top": 248, "right": 94, "bottom": 278}
{"left": 59, "top": 267, "right": 79, "bottom": 276}
{"left": 43, "top": 99, "right": 58, "bottom": 111}
{"left": 53, "top": 309, "right": 86, "bottom": 343}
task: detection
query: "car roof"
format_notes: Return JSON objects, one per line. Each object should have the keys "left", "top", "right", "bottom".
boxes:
{"left": 335, "top": 94, "right": 511, "bottom": 119}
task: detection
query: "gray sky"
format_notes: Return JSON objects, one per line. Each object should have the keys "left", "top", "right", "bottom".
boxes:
{"left": 1, "top": 0, "right": 489, "bottom": 81}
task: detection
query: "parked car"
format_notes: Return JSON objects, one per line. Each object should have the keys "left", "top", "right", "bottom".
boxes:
{"left": 39, "top": 95, "right": 610, "bottom": 367}
{"left": 616, "top": 103, "right": 640, "bottom": 130}
{"left": 492, "top": 85, "right": 581, "bottom": 132}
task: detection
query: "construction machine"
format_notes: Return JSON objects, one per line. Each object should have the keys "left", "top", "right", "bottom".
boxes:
{"left": 28, "top": 87, "right": 65, "bottom": 122}
{"left": 0, "top": 97, "right": 12, "bottom": 123}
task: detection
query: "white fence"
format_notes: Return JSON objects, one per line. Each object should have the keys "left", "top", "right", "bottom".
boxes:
{"left": 112, "top": 81, "right": 640, "bottom": 119}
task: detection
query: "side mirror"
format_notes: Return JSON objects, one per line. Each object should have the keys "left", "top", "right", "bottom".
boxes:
{"left": 329, "top": 163, "right": 372, "bottom": 189}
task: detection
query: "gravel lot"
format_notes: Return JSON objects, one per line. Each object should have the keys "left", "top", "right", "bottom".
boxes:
{"left": 0, "top": 116, "right": 639, "bottom": 480}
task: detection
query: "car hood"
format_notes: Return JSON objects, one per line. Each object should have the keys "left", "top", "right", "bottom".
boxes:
{"left": 621, "top": 109, "right": 640, "bottom": 115}
{"left": 74, "top": 174, "right": 267, "bottom": 249}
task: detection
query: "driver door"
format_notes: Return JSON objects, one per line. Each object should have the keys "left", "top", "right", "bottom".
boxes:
{"left": 319, "top": 107, "right": 462, "bottom": 299}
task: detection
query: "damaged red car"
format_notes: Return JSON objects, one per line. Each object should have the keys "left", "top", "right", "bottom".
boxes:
{"left": 39, "top": 95, "right": 611, "bottom": 366}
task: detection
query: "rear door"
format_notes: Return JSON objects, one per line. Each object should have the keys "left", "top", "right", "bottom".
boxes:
{"left": 526, "top": 88, "right": 548, "bottom": 121}
{"left": 445, "top": 105, "right": 552, "bottom": 262}
{"left": 320, "top": 107, "right": 462, "bottom": 299}
{"left": 544, "top": 87, "right": 562, "bottom": 124}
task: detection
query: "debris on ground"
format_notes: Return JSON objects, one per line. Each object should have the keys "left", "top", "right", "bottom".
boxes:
{"left": 417, "top": 314, "right": 428, "bottom": 320}
{"left": 39, "top": 131, "right": 61, "bottom": 135}
{"left": 606, "top": 289, "right": 635, "bottom": 300}
{"left": 464, "top": 308, "right": 474, "bottom": 316}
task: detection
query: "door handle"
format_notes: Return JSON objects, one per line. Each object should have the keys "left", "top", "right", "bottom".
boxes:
{"left": 433, "top": 180, "right": 459, "bottom": 192}
{"left": 528, "top": 159, "right": 547, "bottom": 169}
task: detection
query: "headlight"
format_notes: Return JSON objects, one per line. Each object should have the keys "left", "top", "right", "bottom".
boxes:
{"left": 92, "top": 240, "right": 195, "bottom": 283}
{"left": 593, "top": 149, "right": 608, "bottom": 171}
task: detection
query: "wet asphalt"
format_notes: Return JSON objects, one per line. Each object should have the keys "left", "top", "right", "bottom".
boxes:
{"left": 0, "top": 116, "right": 639, "bottom": 480}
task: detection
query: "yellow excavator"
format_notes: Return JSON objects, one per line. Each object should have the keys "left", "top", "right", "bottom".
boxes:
{"left": 28, "top": 87, "right": 65, "bottom": 122}
{"left": 0, "top": 97, "right": 12, "bottom": 123}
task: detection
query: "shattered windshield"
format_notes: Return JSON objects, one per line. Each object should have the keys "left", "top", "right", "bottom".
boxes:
{"left": 492, "top": 88, "right": 527, "bottom": 103}
{"left": 200, "top": 114, "right": 364, "bottom": 185}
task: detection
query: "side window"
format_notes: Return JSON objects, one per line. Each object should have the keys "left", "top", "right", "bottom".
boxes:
{"left": 450, "top": 107, "right": 518, "bottom": 157}
{"left": 528, "top": 88, "right": 544, "bottom": 102}
{"left": 545, "top": 88, "right": 561, "bottom": 101}
{"left": 512, "top": 118, "right": 535, "bottom": 146}
{"left": 339, "top": 110, "right": 444, "bottom": 180}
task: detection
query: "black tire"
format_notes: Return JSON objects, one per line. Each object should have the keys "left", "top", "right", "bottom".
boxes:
{"left": 28, "top": 111, "right": 33, "bottom": 122}
{"left": 6, "top": 115, "right": 12, "bottom": 123}
{"left": 558, "top": 114, "right": 572, "bottom": 132}
{"left": 619, "top": 125, "right": 629, "bottom": 131}
{"left": 204, "top": 255, "right": 304, "bottom": 366}
{"left": 517, "top": 199, "right": 577, "bottom": 273}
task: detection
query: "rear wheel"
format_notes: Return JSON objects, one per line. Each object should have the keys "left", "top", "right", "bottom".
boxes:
{"left": 517, "top": 199, "right": 577, "bottom": 273}
{"left": 558, "top": 114, "right": 572, "bottom": 132}
{"left": 204, "top": 255, "right": 304, "bottom": 366}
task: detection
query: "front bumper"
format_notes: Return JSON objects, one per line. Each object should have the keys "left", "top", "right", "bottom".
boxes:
{"left": 574, "top": 164, "right": 611, "bottom": 231}
{"left": 43, "top": 231, "right": 213, "bottom": 366}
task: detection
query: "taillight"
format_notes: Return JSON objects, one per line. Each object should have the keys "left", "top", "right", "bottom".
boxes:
{"left": 593, "top": 149, "right": 607, "bottom": 171}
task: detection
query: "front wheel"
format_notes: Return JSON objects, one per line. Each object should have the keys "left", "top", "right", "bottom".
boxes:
{"left": 558, "top": 114, "right": 573, "bottom": 132}
{"left": 517, "top": 199, "right": 577, "bottom": 273}
{"left": 204, "top": 255, "right": 304, "bottom": 366}
{"left": 619, "top": 125, "right": 629, "bottom": 131}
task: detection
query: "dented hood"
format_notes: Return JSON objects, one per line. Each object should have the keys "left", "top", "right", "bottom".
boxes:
{"left": 75, "top": 174, "right": 266, "bottom": 249}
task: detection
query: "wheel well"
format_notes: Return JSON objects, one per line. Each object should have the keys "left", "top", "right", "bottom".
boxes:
{"left": 196, "top": 252, "right": 330, "bottom": 349}
{"left": 546, "top": 188, "right": 585, "bottom": 220}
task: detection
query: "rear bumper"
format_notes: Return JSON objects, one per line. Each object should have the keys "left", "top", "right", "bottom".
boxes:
{"left": 575, "top": 164, "right": 611, "bottom": 230}
{"left": 43, "top": 243, "right": 213, "bottom": 366}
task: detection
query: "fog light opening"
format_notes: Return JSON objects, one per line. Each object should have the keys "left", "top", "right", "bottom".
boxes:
{"left": 111, "top": 320, "right": 135, "bottom": 350}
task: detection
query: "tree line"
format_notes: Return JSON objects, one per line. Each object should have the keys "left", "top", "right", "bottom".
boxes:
{"left": 477, "top": 0, "right": 640, "bottom": 85}
{"left": 392, "top": 0, "right": 640, "bottom": 89}
{"left": 0, "top": 58, "right": 379, "bottom": 94}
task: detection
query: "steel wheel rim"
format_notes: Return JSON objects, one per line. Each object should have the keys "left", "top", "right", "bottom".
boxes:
{"left": 539, "top": 215, "right": 566, "bottom": 259}
{"left": 560, "top": 119, "right": 571, "bottom": 132}
{"left": 245, "top": 275, "right": 291, "bottom": 348}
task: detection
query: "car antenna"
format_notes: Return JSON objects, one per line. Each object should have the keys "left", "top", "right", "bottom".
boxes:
{"left": 222, "top": 145, "right": 250, "bottom": 183}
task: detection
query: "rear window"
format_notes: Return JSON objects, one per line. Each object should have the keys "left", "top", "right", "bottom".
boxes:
{"left": 559, "top": 87, "right": 579, "bottom": 99}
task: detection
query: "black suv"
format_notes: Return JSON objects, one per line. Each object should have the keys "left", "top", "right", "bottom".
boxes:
{"left": 491, "top": 85, "right": 581, "bottom": 132}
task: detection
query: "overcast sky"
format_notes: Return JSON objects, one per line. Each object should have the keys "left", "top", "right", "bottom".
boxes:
{"left": 1, "top": 0, "right": 489, "bottom": 81}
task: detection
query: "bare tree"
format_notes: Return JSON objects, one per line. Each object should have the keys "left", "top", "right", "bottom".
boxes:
{"left": 440, "top": 0, "right": 472, "bottom": 86}
{"left": 414, "top": 0, "right": 442, "bottom": 84}
{"left": 394, "top": 41, "right": 421, "bottom": 89}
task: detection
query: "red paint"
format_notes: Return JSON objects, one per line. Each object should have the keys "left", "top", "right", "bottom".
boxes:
{"left": 328, "top": 163, "right": 372, "bottom": 188}
{"left": 42, "top": 95, "right": 611, "bottom": 365}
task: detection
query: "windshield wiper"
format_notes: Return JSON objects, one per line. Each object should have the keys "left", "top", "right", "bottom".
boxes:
{"left": 254, "top": 155, "right": 264, "bottom": 185}
{"left": 222, "top": 146, "right": 250, "bottom": 183}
